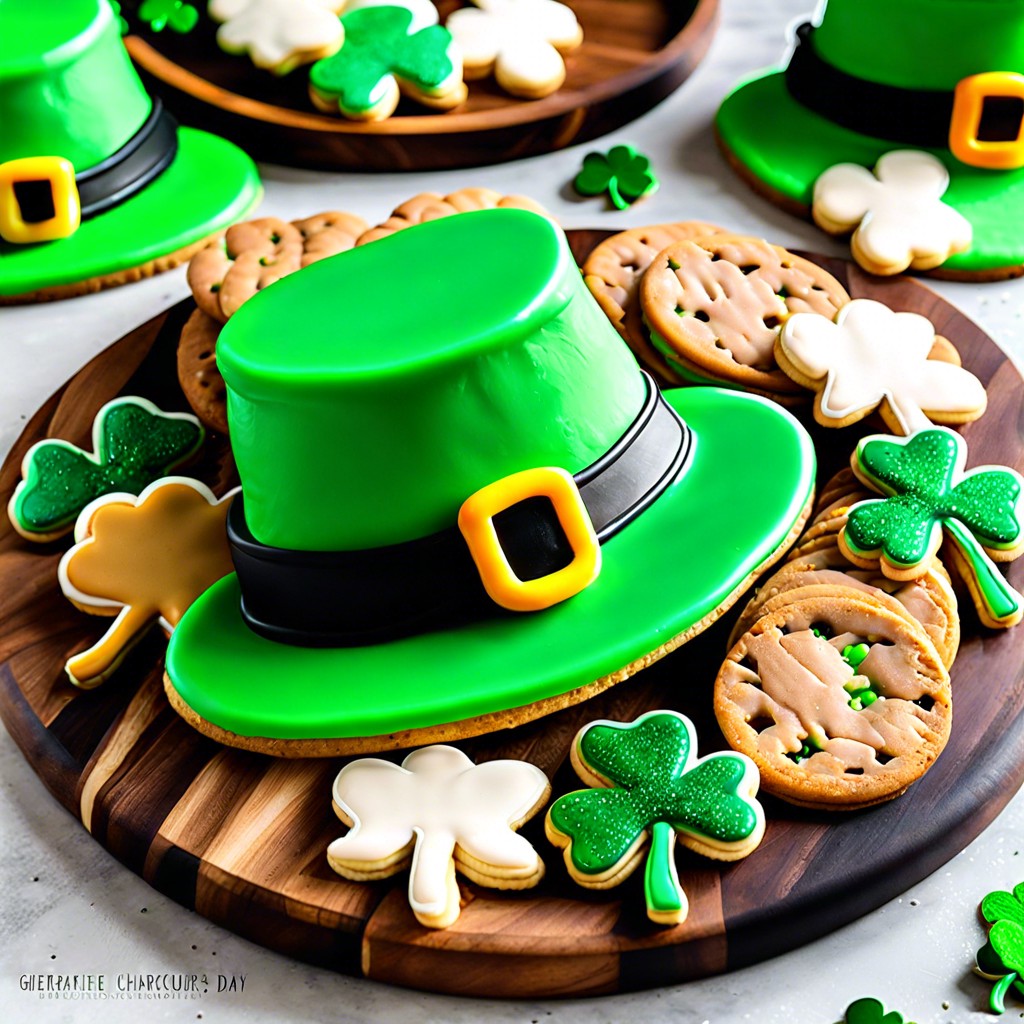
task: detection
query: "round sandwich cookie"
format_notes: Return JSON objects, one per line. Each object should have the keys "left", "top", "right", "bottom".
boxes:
{"left": 164, "top": 209, "right": 816, "bottom": 756}
{"left": 716, "top": 0, "right": 1024, "bottom": 280}
{"left": 0, "top": 0, "right": 261, "bottom": 304}
{"left": 715, "top": 593, "right": 953, "bottom": 810}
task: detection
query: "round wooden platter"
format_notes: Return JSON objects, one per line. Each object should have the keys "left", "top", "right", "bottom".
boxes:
{"left": 2, "top": 232, "right": 1024, "bottom": 999}
{"left": 120, "top": 0, "right": 719, "bottom": 171}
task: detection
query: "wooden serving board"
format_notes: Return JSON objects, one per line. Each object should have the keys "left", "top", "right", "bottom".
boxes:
{"left": 2, "top": 233, "right": 1024, "bottom": 998}
{"left": 121, "top": 0, "right": 719, "bottom": 171}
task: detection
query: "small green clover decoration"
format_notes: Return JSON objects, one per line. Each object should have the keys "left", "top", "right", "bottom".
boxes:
{"left": 843, "top": 996, "right": 916, "bottom": 1024}
{"left": 574, "top": 144, "right": 660, "bottom": 211}
{"left": 138, "top": 0, "right": 199, "bottom": 33}
{"left": 976, "top": 882, "right": 1024, "bottom": 1013}
{"left": 9, "top": 397, "right": 204, "bottom": 540}
{"left": 842, "top": 428, "right": 1024, "bottom": 625}
{"left": 545, "top": 710, "right": 764, "bottom": 924}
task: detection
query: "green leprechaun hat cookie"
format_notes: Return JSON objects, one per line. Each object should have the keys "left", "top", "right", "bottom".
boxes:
{"left": 716, "top": 0, "right": 1024, "bottom": 278}
{"left": 165, "top": 209, "right": 815, "bottom": 756}
{"left": 0, "top": 0, "right": 261, "bottom": 303}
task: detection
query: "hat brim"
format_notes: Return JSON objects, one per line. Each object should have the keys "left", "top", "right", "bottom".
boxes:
{"left": 0, "top": 127, "right": 261, "bottom": 298}
{"left": 164, "top": 387, "right": 815, "bottom": 751}
{"left": 716, "top": 70, "right": 1024, "bottom": 276}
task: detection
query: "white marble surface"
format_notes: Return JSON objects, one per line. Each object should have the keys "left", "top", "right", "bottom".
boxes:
{"left": 3, "top": 1, "right": 1024, "bottom": 1022}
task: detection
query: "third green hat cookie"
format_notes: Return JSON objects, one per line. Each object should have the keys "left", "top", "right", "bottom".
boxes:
{"left": 165, "top": 209, "right": 815, "bottom": 756}
{"left": 0, "top": 0, "right": 261, "bottom": 303}
{"left": 716, "top": 0, "right": 1024, "bottom": 279}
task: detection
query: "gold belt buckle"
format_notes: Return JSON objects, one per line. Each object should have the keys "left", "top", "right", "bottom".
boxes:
{"left": 0, "top": 156, "right": 81, "bottom": 244}
{"left": 458, "top": 466, "right": 601, "bottom": 612}
{"left": 949, "top": 72, "right": 1024, "bottom": 170}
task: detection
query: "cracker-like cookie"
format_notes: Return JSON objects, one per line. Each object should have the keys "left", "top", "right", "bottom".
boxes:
{"left": 775, "top": 299, "right": 987, "bottom": 434}
{"left": 355, "top": 188, "right": 550, "bottom": 246}
{"left": 327, "top": 745, "right": 550, "bottom": 929}
{"left": 177, "top": 310, "right": 228, "bottom": 435}
{"left": 187, "top": 211, "right": 368, "bottom": 322}
{"left": 582, "top": 221, "right": 724, "bottom": 384}
{"left": 715, "top": 594, "right": 952, "bottom": 810}
{"left": 640, "top": 235, "right": 849, "bottom": 395}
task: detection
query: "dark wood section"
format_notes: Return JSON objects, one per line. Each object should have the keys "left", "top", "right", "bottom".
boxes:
{"left": 1, "top": 233, "right": 1023, "bottom": 996}
{"left": 120, "top": 0, "right": 718, "bottom": 171}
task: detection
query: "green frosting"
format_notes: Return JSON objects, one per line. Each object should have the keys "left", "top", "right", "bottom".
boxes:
{"left": 218, "top": 209, "right": 645, "bottom": 551}
{"left": 978, "top": 883, "right": 1024, "bottom": 1013}
{"left": 11, "top": 398, "right": 204, "bottom": 536}
{"left": 0, "top": 0, "right": 151, "bottom": 170}
{"left": 846, "top": 429, "right": 1023, "bottom": 622}
{"left": 165, "top": 386, "right": 816, "bottom": 742}
{"left": 574, "top": 145, "right": 660, "bottom": 211}
{"left": 813, "top": 0, "right": 1024, "bottom": 91}
{"left": 716, "top": 71, "right": 1024, "bottom": 273}
{"left": 547, "top": 710, "right": 761, "bottom": 921}
{"left": 309, "top": 6, "right": 456, "bottom": 115}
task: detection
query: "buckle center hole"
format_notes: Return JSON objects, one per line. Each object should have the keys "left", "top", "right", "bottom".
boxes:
{"left": 493, "top": 495, "right": 575, "bottom": 581}
{"left": 12, "top": 179, "right": 57, "bottom": 224}
{"left": 978, "top": 95, "right": 1024, "bottom": 142}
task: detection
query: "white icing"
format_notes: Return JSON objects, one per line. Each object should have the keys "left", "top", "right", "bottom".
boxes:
{"left": 446, "top": 0, "right": 581, "bottom": 97}
{"left": 813, "top": 150, "right": 973, "bottom": 272}
{"left": 213, "top": 0, "right": 344, "bottom": 74}
{"left": 780, "top": 299, "right": 987, "bottom": 434}
{"left": 328, "top": 746, "right": 549, "bottom": 925}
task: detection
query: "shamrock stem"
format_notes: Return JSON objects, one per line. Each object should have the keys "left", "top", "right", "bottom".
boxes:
{"left": 944, "top": 518, "right": 1023, "bottom": 624}
{"left": 65, "top": 604, "right": 155, "bottom": 687}
{"left": 991, "top": 971, "right": 1017, "bottom": 1013}
{"left": 644, "top": 821, "right": 686, "bottom": 923}
{"left": 607, "top": 179, "right": 629, "bottom": 212}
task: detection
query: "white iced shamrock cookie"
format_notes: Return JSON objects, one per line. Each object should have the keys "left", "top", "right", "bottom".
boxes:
{"left": 446, "top": 0, "right": 583, "bottom": 99}
{"left": 812, "top": 150, "right": 973, "bottom": 275}
{"left": 776, "top": 298, "right": 987, "bottom": 434}
{"left": 327, "top": 745, "right": 550, "bottom": 928}
{"left": 210, "top": 0, "right": 345, "bottom": 75}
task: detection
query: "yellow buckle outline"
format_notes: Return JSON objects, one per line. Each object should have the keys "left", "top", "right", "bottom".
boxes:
{"left": 949, "top": 72, "right": 1024, "bottom": 170}
{"left": 0, "top": 156, "right": 81, "bottom": 244}
{"left": 457, "top": 467, "right": 601, "bottom": 612}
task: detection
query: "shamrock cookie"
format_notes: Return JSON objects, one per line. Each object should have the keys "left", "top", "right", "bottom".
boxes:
{"left": 776, "top": 299, "right": 987, "bottom": 434}
{"left": 843, "top": 998, "right": 915, "bottom": 1024}
{"left": 210, "top": 0, "right": 345, "bottom": 75}
{"left": 545, "top": 710, "right": 764, "bottom": 925}
{"left": 813, "top": 150, "right": 974, "bottom": 276}
{"left": 327, "top": 745, "right": 550, "bottom": 929}
{"left": 581, "top": 222, "right": 723, "bottom": 384}
{"left": 355, "top": 187, "right": 550, "bottom": 246}
{"left": 187, "top": 211, "right": 369, "bottom": 322}
{"left": 8, "top": 397, "right": 204, "bottom": 542}
{"left": 446, "top": 0, "right": 583, "bottom": 99}
{"left": 839, "top": 428, "right": 1024, "bottom": 627}
{"left": 976, "top": 881, "right": 1024, "bottom": 1014}
{"left": 309, "top": 6, "right": 466, "bottom": 121}
{"left": 715, "top": 594, "right": 952, "bottom": 810}
{"left": 640, "top": 235, "right": 849, "bottom": 397}
{"left": 58, "top": 478, "right": 236, "bottom": 688}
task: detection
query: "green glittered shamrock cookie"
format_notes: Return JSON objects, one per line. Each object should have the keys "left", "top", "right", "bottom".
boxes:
{"left": 308, "top": 5, "right": 466, "bottom": 122}
{"left": 839, "top": 427, "right": 1024, "bottom": 628}
{"left": 544, "top": 709, "right": 764, "bottom": 925}
{"left": 8, "top": 397, "right": 205, "bottom": 542}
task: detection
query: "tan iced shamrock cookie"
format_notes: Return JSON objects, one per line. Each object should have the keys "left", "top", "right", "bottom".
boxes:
{"left": 187, "top": 211, "right": 368, "bottom": 322}
{"left": 640, "top": 235, "right": 849, "bottom": 396}
{"left": 715, "top": 593, "right": 952, "bottom": 810}
{"left": 582, "top": 221, "right": 723, "bottom": 383}
{"left": 355, "top": 188, "right": 550, "bottom": 246}
{"left": 58, "top": 478, "right": 236, "bottom": 689}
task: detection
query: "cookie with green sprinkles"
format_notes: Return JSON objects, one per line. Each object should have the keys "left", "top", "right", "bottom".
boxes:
{"left": 839, "top": 427, "right": 1024, "bottom": 628}
{"left": 715, "top": 592, "right": 951, "bottom": 810}
{"left": 544, "top": 709, "right": 765, "bottom": 925}
{"left": 8, "top": 397, "right": 205, "bottom": 542}
{"left": 639, "top": 234, "right": 848, "bottom": 399}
